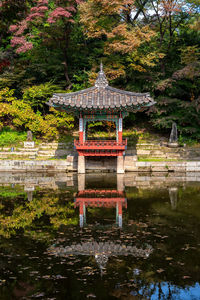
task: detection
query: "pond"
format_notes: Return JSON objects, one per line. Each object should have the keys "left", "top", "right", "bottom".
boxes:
{"left": 0, "top": 172, "right": 200, "bottom": 300}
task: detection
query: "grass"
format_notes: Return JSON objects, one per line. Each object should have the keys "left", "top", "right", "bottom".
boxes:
{"left": 0, "top": 128, "right": 27, "bottom": 147}
{"left": 138, "top": 157, "right": 182, "bottom": 162}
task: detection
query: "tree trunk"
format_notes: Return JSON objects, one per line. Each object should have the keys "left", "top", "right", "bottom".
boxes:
{"left": 63, "top": 25, "right": 72, "bottom": 89}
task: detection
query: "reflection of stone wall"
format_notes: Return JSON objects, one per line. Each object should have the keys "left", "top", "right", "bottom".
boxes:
{"left": 123, "top": 172, "right": 200, "bottom": 188}
{"left": 0, "top": 172, "right": 199, "bottom": 190}
{"left": 0, "top": 172, "right": 74, "bottom": 188}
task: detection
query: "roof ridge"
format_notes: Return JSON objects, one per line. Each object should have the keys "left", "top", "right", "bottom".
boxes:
{"left": 53, "top": 86, "right": 96, "bottom": 97}
{"left": 106, "top": 86, "right": 150, "bottom": 96}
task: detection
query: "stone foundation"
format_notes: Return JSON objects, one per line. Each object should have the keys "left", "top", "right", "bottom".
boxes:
{"left": 78, "top": 156, "right": 85, "bottom": 174}
{"left": 117, "top": 156, "right": 125, "bottom": 174}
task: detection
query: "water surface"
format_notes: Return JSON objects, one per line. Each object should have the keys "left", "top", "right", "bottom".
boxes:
{"left": 0, "top": 173, "right": 200, "bottom": 299}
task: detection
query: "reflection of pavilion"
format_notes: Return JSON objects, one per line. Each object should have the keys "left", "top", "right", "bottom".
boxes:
{"left": 75, "top": 174, "right": 127, "bottom": 228}
{"left": 48, "top": 241, "right": 153, "bottom": 275}
{"left": 48, "top": 174, "right": 153, "bottom": 275}
{"left": 75, "top": 189, "right": 127, "bottom": 228}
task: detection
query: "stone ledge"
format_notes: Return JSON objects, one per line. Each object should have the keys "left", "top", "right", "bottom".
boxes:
{"left": 0, "top": 158, "right": 200, "bottom": 173}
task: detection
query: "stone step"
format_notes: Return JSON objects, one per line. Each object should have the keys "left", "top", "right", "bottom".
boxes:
{"left": 18, "top": 148, "right": 39, "bottom": 152}
{"left": 40, "top": 142, "right": 71, "bottom": 147}
{"left": 36, "top": 155, "right": 54, "bottom": 158}
{"left": 39, "top": 146, "right": 69, "bottom": 150}
{"left": 0, "top": 152, "right": 37, "bottom": 156}
{"left": 38, "top": 151, "right": 56, "bottom": 155}
{"left": 37, "top": 150, "right": 70, "bottom": 156}
{"left": 0, "top": 147, "right": 11, "bottom": 151}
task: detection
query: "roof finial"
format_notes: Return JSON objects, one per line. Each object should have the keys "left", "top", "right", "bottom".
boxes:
{"left": 95, "top": 62, "right": 108, "bottom": 89}
{"left": 100, "top": 61, "right": 103, "bottom": 72}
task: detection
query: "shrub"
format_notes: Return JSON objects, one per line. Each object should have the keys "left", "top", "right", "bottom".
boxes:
{"left": 0, "top": 87, "right": 74, "bottom": 140}
{"left": 0, "top": 128, "right": 27, "bottom": 146}
{"left": 22, "top": 82, "right": 62, "bottom": 110}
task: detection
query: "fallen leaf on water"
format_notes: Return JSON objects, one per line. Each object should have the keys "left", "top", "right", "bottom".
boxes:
{"left": 165, "top": 257, "right": 173, "bottom": 261}
{"left": 156, "top": 269, "right": 164, "bottom": 273}
{"left": 183, "top": 276, "right": 191, "bottom": 279}
{"left": 87, "top": 294, "right": 96, "bottom": 298}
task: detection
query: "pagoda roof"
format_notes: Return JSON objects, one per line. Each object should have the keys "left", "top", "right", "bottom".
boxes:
{"left": 47, "top": 63, "right": 155, "bottom": 115}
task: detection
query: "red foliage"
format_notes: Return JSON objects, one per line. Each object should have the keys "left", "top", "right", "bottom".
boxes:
{"left": 9, "top": 0, "right": 81, "bottom": 53}
{"left": 47, "top": 7, "right": 72, "bottom": 23}
{"left": 0, "top": 60, "right": 10, "bottom": 72}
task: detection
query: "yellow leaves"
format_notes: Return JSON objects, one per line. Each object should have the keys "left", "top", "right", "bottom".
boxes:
{"left": 104, "top": 63, "right": 126, "bottom": 80}
{"left": 0, "top": 87, "right": 74, "bottom": 139}
{"left": 0, "top": 191, "right": 77, "bottom": 238}
{"left": 88, "top": 61, "right": 126, "bottom": 82}
{"left": 181, "top": 45, "right": 200, "bottom": 65}
{"left": 128, "top": 50, "right": 165, "bottom": 72}
{"left": 0, "top": 87, "right": 16, "bottom": 103}
{"left": 190, "top": 19, "right": 200, "bottom": 31}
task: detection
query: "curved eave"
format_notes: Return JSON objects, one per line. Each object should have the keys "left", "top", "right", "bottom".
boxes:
{"left": 46, "top": 85, "right": 155, "bottom": 115}
{"left": 47, "top": 100, "right": 155, "bottom": 116}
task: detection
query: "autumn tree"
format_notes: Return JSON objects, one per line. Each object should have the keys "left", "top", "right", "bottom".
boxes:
{"left": 79, "top": 0, "right": 158, "bottom": 80}
{"left": 9, "top": 0, "right": 81, "bottom": 87}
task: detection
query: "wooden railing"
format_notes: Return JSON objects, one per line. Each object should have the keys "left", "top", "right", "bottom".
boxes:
{"left": 74, "top": 139, "right": 127, "bottom": 148}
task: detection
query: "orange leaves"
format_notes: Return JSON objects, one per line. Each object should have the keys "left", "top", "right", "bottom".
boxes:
{"left": 106, "top": 24, "right": 155, "bottom": 55}
{"left": 79, "top": 0, "right": 135, "bottom": 39}
{"left": 80, "top": 0, "right": 133, "bottom": 16}
{"left": 79, "top": 0, "right": 155, "bottom": 64}
{"left": 161, "top": 0, "right": 182, "bottom": 14}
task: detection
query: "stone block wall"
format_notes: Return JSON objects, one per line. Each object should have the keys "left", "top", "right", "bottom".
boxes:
{"left": 136, "top": 143, "right": 200, "bottom": 160}
{"left": 0, "top": 158, "right": 200, "bottom": 173}
{"left": 1, "top": 141, "right": 200, "bottom": 161}
{"left": 0, "top": 142, "right": 75, "bottom": 159}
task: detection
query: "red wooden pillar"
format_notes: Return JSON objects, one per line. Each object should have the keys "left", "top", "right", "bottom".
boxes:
{"left": 116, "top": 200, "right": 123, "bottom": 227}
{"left": 118, "top": 114, "right": 123, "bottom": 145}
{"left": 79, "top": 201, "right": 84, "bottom": 215}
{"left": 79, "top": 200, "right": 84, "bottom": 227}
{"left": 79, "top": 115, "right": 84, "bottom": 145}
{"left": 118, "top": 201, "right": 122, "bottom": 216}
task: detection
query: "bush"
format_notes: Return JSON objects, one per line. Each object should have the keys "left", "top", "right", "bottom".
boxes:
{"left": 22, "top": 82, "right": 62, "bottom": 110}
{"left": 0, "top": 128, "right": 26, "bottom": 146}
{"left": 0, "top": 87, "right": 74, "bottom": 140}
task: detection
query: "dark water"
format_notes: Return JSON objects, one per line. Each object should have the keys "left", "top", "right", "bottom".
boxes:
{"left": 0, "top": 173, "right": 200, "bottom": 300}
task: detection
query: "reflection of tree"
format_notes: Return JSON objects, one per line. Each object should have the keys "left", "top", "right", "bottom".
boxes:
{"left": 111, "top": 280, "right": 200, "bottom": 300}
{"left": 0, "top": 189, "right": 78, "bottom": 238}
{"left": 126, "top": 186, "right": 200, "bottom": 287}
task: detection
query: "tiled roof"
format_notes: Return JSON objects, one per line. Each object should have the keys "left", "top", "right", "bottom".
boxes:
{"left": 47, "top": 64, "right": 155, "bottom": 114}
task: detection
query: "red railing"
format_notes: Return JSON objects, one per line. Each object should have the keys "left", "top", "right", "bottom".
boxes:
{"left": 74, "top": 139, "right": 127, "bottom": 148}
{"left": 75, "top": 198, "right": 127, "bottom": 208}
{"left": 74, "top": 139, "right": 127, "bottom": 156}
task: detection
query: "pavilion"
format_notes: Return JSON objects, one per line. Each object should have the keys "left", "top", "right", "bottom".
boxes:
{"left": 48, "top": 64, "right": 155, "bottom": 173}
